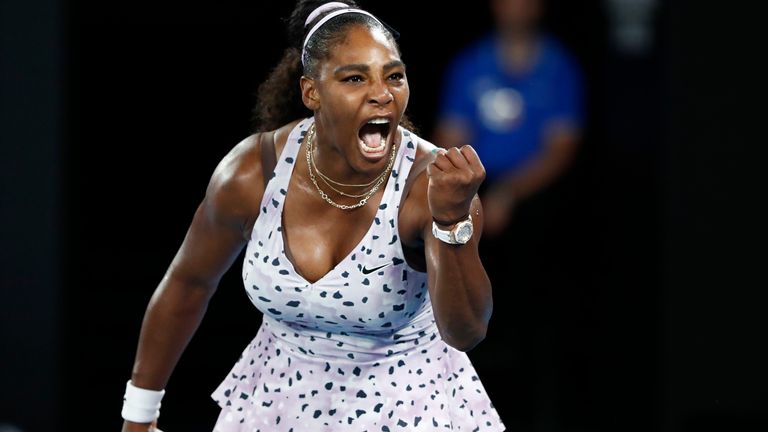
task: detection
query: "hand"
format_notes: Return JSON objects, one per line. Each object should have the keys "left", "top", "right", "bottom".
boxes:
{"left": 121, "top": 420, "right": 162, "bottom": 432}
{"left": 481, "top": 182, "right": 516, "bottom": 237}
{"left": 426, "top": 146, "right": 485, "bottom": 225}
{"left": 481, "top": 192, "right": 514, "bottom": 238}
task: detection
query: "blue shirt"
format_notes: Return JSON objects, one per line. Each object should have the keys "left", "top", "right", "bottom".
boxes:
{"left": 438, "top": 34, "right": 584, "bottom": 180}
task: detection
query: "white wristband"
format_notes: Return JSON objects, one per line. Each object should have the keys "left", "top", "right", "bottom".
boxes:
{"left": 121, "top": 380, "right": 165, "bottom": 423}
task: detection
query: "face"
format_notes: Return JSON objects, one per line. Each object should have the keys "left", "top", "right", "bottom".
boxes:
{"left": 492, "top": 0, "right": 542, "bottom": 30}
{"left": 301, "top": 24, "right": 410, "bottom": 175}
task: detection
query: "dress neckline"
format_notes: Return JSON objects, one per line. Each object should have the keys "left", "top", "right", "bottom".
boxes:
{"left": 276, "top": 118, "right": 404, "bottom": 286}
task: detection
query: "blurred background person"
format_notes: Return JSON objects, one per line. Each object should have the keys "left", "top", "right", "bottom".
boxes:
{"left": 434, "top": 0, "right": 584, "bottom": 237}
{"left": 433, "top": 0, "right": 585, "bottom": 428}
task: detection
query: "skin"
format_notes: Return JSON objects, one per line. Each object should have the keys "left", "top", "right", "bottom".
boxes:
{"left": 493, "top": 0, "right": 542, "bottom": 36}
{"left": 434, "top": 0, "right": 580, "bottom": 237}
{"left": 122, "top": 24, "right": 492, "bottom": 432}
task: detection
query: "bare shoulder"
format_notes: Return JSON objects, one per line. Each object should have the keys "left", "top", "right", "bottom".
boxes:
{"left": 205, "top": 120, "right": 301, "bottom": 227}
{"left": 204, "top": 134, "right": 263, "bottom": 225}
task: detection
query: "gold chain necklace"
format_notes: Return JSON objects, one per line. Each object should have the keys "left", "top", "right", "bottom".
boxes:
{"left": 312, "top": 153, "right": 381, "bottom": 188}
{"left": 310, "top": 140, "right": 388, "bottom": 198}
{"left": 310, "top": 127, "right": 393, "bottom": 198}
{"left": 305, "top": 122, "right": 396, "bottom": 210}
{"left": 316, "top": 171, "right": 376, "bottom": 198}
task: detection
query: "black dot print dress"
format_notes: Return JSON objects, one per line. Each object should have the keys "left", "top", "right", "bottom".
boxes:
{"left": 211, "top": 117, "right": 505, "bottom": 431}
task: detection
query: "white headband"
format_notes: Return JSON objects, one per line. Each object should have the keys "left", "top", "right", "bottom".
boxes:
{"left": 301, "top": 7, "right": 380, "bottom": 67}
{"left": 304, "top": 2, "right": 348, "bottom": 26}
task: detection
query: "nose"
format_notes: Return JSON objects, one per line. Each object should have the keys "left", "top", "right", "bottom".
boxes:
{"left": 368, "top": 80, "right": 393, "bottom": 106}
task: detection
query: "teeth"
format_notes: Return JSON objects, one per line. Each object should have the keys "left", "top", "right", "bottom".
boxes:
{"left": 361, "top": 118, "right": 389, "bottom": 154}
{"left": 361, "top": 142, "right": 385, "bottom": 152}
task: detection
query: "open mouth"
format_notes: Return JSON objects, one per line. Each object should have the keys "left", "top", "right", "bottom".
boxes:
{"left": 358, "top": 118, "right": 392, "bottom": 157}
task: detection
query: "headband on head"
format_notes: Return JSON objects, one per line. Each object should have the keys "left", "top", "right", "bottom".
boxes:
{"left": 301, "top": 7, "right": 381, "bottom": 67}
{"left": 304, "top": 2, "right": 349, "bottom": 27}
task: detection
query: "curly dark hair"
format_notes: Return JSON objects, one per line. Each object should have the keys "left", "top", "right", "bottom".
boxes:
{"left": 252, "top": 0, "right": 416, "bottom": 133}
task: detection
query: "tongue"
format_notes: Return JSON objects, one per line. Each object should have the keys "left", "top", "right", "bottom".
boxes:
{"left": 361, "top": 131, "right": 383, "bottom": 148}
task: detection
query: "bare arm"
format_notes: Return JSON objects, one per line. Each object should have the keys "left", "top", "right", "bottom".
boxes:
{"left": 122, "top": 136, "right": 264, "bottom": 431}
{"left": 484, "top": 128, "right": 579, "bottom": 236}
{"left": 410, "top": 145, "right": 492, "bottom": 352}
{"left": 424, "top": 196, "right": 491, "bottom": 352}
{"left": 487, "top": 127, "right": 580, "bottom": 203}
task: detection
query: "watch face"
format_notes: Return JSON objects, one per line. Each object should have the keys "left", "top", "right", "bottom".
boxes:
{"left": 454, "top": 221, "right": 474, "bottom": 244}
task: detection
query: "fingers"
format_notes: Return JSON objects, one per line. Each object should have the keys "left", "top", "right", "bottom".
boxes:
{"left": 430, "top": 148, "right": 452, "bottom": 172}
{"left": 458, "top": 145, "right": 484, "bottom": 174}
{"left": 430, "top": 145, "right": 485, "bottom": 179}
{"left": 443, "top": 147, "right": 471, "bottom": 170}
{"left": 432, "top": 146, "right": 467, "bottom": 171}
{"left": 426, "top": 160, "right": 442, "bottom": 177}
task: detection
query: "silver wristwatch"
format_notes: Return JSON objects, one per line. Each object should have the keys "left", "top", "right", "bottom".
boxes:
{"left": 431, "top": 214, "right": 474, "bottom": 245}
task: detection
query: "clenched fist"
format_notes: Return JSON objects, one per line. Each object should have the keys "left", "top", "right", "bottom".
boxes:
{"left": 426, "top": 146, "right": 486, "bottom": 225}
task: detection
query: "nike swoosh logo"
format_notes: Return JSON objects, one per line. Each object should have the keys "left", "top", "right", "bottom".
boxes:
{"left": 361, "top": 262, "right": 393, "bottom": 275}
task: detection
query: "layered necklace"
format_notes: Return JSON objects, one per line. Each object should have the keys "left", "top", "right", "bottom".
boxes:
{"left": 305, "top": 122, "right": 396, "bottom": 210}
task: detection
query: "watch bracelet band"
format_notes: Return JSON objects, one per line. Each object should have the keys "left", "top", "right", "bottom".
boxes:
{"left": 432, "top": 221, "right": 455, "bottom": 243}
{"left": 431, "top": 214, "right": 473, "bottom": 244}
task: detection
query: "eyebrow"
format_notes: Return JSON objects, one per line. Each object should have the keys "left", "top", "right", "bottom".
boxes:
{"left": 333, "top": 60, "right": 406, "bottom": 76}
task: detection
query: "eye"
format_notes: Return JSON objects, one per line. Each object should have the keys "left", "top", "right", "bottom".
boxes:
{"left": 388, "top": 72, "right": 405, "bottom": 81}
{"left": 343, "top": 75, "right": 364, "bottom": 83}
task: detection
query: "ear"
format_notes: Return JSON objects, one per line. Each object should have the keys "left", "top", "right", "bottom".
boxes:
{"left": 300, "top": 76, "right": 320, "bottom": 111}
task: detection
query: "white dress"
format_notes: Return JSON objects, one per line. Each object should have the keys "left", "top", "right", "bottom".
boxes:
{"left": 211, "top": 117, "right": 505, "bottom": 431}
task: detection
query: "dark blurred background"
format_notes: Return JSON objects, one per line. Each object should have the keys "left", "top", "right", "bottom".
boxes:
{"left": 2, "top": 0, "right": 766, "bottom": 431}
